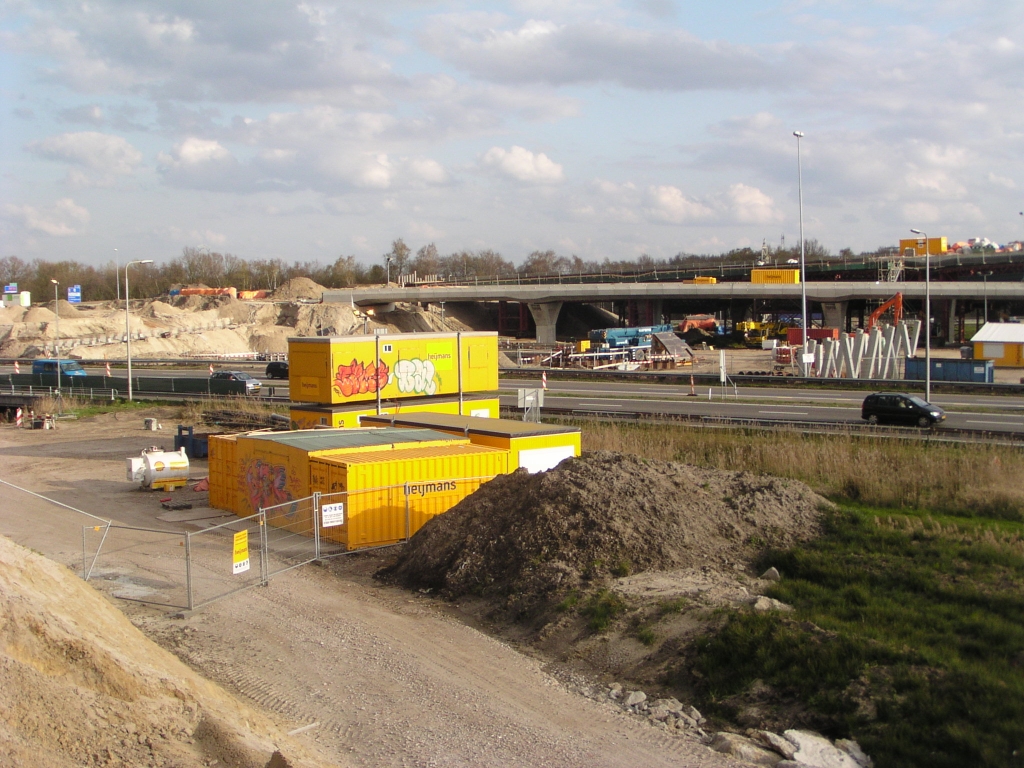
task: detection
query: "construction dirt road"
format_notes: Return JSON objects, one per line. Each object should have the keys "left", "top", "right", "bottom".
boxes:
{"left": 0, "top": 411, "right": 746, "bottom": 768}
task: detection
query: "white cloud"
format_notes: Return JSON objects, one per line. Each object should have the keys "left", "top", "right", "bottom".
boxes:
{"left": 482, "top": 146, "right": 564, "bottom": 183}
{"left": 723, "top": 183, "right": 781, "bottom": 224}
{"left": 28, "top": 132, "right": 143, "bottom": 185}
{"left": 422, "top": 18, "right": 783, "bottom": 90}
{"left": 2, "top": 198, "right": 90, "bottom": 237}
{"left": 161, "top": 137, "right": 233, "bottom": 166}
{"left": 645, "top": 185, "right": 713, "bottom": 223}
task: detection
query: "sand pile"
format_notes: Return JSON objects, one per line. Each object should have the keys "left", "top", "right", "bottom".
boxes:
{"left": 145, "top": 300, "right": 185, "bottom": 317}
{"left": 22, "top": 306, "right": 57, "bottom": 323}
{"left": 0, "top": 536, "right": 336, "bottom": 768}
{"left": 45, "top": 300, "right": 82, "bottom": 316}
{"left": 271, "top": 278, "right": 327, "bottom": 302}
{"left": 382, "top": 452, "right": 830, "bottom": 619}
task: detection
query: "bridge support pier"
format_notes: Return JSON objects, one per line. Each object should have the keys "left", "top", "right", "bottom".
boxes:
{"left": 821, "top": 301, "right": 848, "bottom": 331}
{"left": 528, "top": 301, "right": 562, "bottom": 345}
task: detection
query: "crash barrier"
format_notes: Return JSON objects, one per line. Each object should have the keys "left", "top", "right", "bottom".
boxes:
{"left": 3, "top": 373, "right": 251, "bottom": 396}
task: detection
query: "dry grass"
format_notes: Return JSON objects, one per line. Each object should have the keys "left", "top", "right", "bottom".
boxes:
{"left": 579, "top": 421, "right": 1024, "bottom": 520}
{"left": 177, "top": 396, "right": 289, "bottom": 426}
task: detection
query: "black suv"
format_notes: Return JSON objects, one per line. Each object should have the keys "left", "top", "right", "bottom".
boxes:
{"left": 265, "top": 361, "right": 289, "bottom": 379}
{"left": 862, "top": 393, "right": 945, "bottom": 428}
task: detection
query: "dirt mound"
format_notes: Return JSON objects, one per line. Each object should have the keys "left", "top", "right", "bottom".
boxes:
{"left": 271, "top": 278, "right": 327, "bottom": 301}
{"left": 382, "top": 452, "right": 829, "bottom": 620}
{"left": 145, "top": 300, "right": 185, "bottom": 317}
{"left": 0, "top": 305, "right": 26, "bottom": 323}
{"left": 22, "top": 306, "right": 57, "bottom": 323}
{"left": 0, "top": 536, "right": 337, "bottom": 768}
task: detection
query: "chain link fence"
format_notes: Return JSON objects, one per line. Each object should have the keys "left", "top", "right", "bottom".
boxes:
{"left": 77, "top": 473, "right": 497, "bottom": 610}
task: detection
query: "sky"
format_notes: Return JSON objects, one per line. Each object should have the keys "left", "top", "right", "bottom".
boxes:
{"left": 1, "top": 0, "right": 1022, "bottom": 270}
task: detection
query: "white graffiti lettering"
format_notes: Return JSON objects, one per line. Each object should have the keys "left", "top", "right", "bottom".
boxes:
{"left": 394, "top": 358, "right": 438, "bottom": 395}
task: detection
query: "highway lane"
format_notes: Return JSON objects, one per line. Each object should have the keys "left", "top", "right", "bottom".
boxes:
{"left": 502, "top": 391, "right": 1024, "bottom": 434}
{"left": 499, "top": 376, "right": 1024, "bottom": 413}
{"left": 4, "top": 364, "right": 1022, "bottom": 433}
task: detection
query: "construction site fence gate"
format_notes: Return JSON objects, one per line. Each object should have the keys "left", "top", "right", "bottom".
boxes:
{"left": 82, "top": 477, "right": 494, "bottom": 611}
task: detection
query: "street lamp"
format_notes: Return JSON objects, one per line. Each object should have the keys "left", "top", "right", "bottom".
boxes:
{"left": 981, "top": 270, "right": 994, "bottom": 324}
{"left": 114, "top": 248, "right": 119, "bottom": 302}
{"left": 793, "top": 131, "right": 808, "bottom": 375}
{"left": 385, "top": 256, "right": 392, "bottom": 286}
{"left": 910, "top": 229, "right": 931, "bottom": 402}
{"left": 125, "top": 259, "right": 154, "bottom": 401}
{"left": 50, "top": 279, "right": 60, "bottom": 395}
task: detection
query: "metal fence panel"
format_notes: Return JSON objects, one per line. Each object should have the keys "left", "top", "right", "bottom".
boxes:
{"left": 82, "top": 523, "right": 189, "bottom": 609}
{"left": 185, "top": 512, "right": 266, "bottom": 610}
{"left": 261, "top": 494, "right": 320, "bottom": 576}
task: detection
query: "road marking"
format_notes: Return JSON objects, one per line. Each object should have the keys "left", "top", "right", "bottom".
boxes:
{"left": 965, "top": 419, "right": 1022, "bottom": 426}
{"left": 577, "top": 401, "right": 622, "bottom": 408}
{"left": 759, "top": 410, "right": 809, "bottom": 416}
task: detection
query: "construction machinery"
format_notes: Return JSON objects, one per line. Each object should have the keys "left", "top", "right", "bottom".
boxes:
{"left": 865, "top": 293, "right": 903, "bottom": 331}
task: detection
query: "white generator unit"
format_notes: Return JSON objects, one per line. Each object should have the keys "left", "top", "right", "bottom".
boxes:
{"left": 127, "top": 447, "right": 190, "bottom": 491}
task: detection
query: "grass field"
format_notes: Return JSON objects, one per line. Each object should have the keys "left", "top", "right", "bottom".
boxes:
{"left": 577, "top": 421, "right": 1024, "bottom": 767}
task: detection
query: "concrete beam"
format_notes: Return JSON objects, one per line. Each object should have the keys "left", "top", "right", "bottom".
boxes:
{"left": 820, "top": 301, "right": 848, "bottom": 330}
{"left": 527, "top": 301, "right": 562, "bottom": 344}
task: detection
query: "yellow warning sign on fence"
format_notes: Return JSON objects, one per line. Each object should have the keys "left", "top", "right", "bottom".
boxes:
{"left": 232, "top": 530, "right": 250, "bottom": 575}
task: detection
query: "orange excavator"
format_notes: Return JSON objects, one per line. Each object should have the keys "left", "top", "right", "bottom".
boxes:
{"left": 865, "top": 293, "right": 903, "bottom": 331}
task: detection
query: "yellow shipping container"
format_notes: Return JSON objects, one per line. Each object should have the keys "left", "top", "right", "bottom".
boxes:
{"left": 751, "top": 268, "right": 801, "bottom": 284}
{"left": 288, "top": 332, "right": 498, "bottom": 406}
{"left": 899, "top": 236, "right": 948, "bottom": 257}
{"left": 210, "top": 427, "right": 469, "bottom": 518}
{"left": 311, "top": 443, "right": 508, "bottom": 550}
{"left": 289, "top": 395, "right": 499, "bottom": 429}
{"left": 358, "top": 413, "right": 580, "bottom": 473}
{"left": 575, "top": 340, "right": 591, "bottom": 354}
{"left": 208, "top": 434, "right": 239, "bottom": 513}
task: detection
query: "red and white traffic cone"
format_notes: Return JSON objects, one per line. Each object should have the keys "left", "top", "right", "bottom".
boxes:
{"left": 541, "top": 370, "right": 547, "bottom": 390}
{"left": 209, "top": 363, "right": 214, "bottom": 375}
{"left": 105, "top": 361, "right": 111, "bottom": 377}
{"left": 13, "top": 360, "right": 19, "bottom": 374}
{"left": 15, "top": 407, "right": 22, "bottom": 428}
{"left": 688, "top": 375, "right": 697, "bottom": 396}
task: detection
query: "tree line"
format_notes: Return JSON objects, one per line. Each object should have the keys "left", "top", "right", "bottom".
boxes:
{"left": 1, "top": 238, "right": 860, "bottom": 303}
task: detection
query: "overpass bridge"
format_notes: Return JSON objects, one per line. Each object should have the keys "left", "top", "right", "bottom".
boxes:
{"left": 324, "top": 280, "right": 1024, "bottom": 344}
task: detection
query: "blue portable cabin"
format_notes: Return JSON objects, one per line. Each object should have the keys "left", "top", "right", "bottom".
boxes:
{"left": 904, "top": 357, "right": 994, "bottom": 384}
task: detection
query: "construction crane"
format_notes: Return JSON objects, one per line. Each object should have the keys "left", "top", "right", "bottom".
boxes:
{"left": 865, "top": 292, "right": 903, "bottom": 331}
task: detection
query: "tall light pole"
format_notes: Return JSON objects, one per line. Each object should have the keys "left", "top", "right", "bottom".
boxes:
{"left": 385, "top": 256, "right": 392, "bottom": 286}
{"left": 50, "top": 279, "right": 60, "bottom": 395}
{"left": 981, "top": 270, "right": 993, "bottom": 324}
{"left": 114, "top": 248, "right": 120, "bottom": 302}
{"left": 125, "top": 259, "right": 154, "bottom": 401}
{"left": 910, "top": 229, "right": 931, "bottom": 402}
{"left": 793, "top": 131, "right": 808, "bottom": 375}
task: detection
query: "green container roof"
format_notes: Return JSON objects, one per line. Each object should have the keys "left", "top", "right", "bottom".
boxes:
{"left": 359, "top": 413, "right": 579, "bottom": 438}
{"left": 242, "top": 427, "right": 461, "bottom": 451}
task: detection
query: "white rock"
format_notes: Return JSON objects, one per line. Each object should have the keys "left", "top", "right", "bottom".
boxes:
{"left": 686, "top": 705, "right": 703, "bottom": 722}
{"left": 624, "top": 690, "right": 647, "bottom": 707}
{"left": 648, "top": 705, "right": 671, "bottom": 722}
{"left": 608, "top": 683, "right": 622, "bottom": 699}
{"left": 710, "top": 733, "right": 784, "bottom": 765}
{"left": 652, "top": 697, "right": 683, "bottom": 714}
{"left": 758, "top": 731, "right": 798, "bottom": 759}
{"left": 783, "top": 730, "right": 861, "bottom": 768}
{"left": 835, "top": 739, "right": 873, "bottom": 767}
{"left": 761, "top": 566, "right": 781, "bottom": 581}
{"left": 753, "top": 596, "right": 794, "bottom": 613}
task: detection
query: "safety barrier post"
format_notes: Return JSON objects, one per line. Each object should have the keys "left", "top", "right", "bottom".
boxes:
{"left": 185, "top": 532, "right": 194, "bottom": 610}
{"left": 313, "top": 491, "right": 322, "bottom": 561}
{"left": 259, "top": 511, "right": 269, "bottom": 586}
{"left": 404, "top": 483, "right": 411, "bottom": 541}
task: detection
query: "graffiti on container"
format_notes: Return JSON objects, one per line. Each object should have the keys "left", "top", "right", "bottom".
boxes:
{"left": 334, "top": 359, "right": 389, "bottom": 398}
{"left": 244, "top": 459, "right": 293, "bottom": 513}
{"left": 394, "top": 358, "right": 438, "bottom": 396}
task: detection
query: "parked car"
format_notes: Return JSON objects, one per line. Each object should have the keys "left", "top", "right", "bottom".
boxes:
{"left": 862, "top": 392, "right": 945, "bottom": 427}
{"left": 265, "top": 361, "right": 289, "bottom": 379}
{"left": 32, "top": 359, "right": 87, "bottom": 377}
{"left": 210, "top": 370, "right": 262, "bottom": 394}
